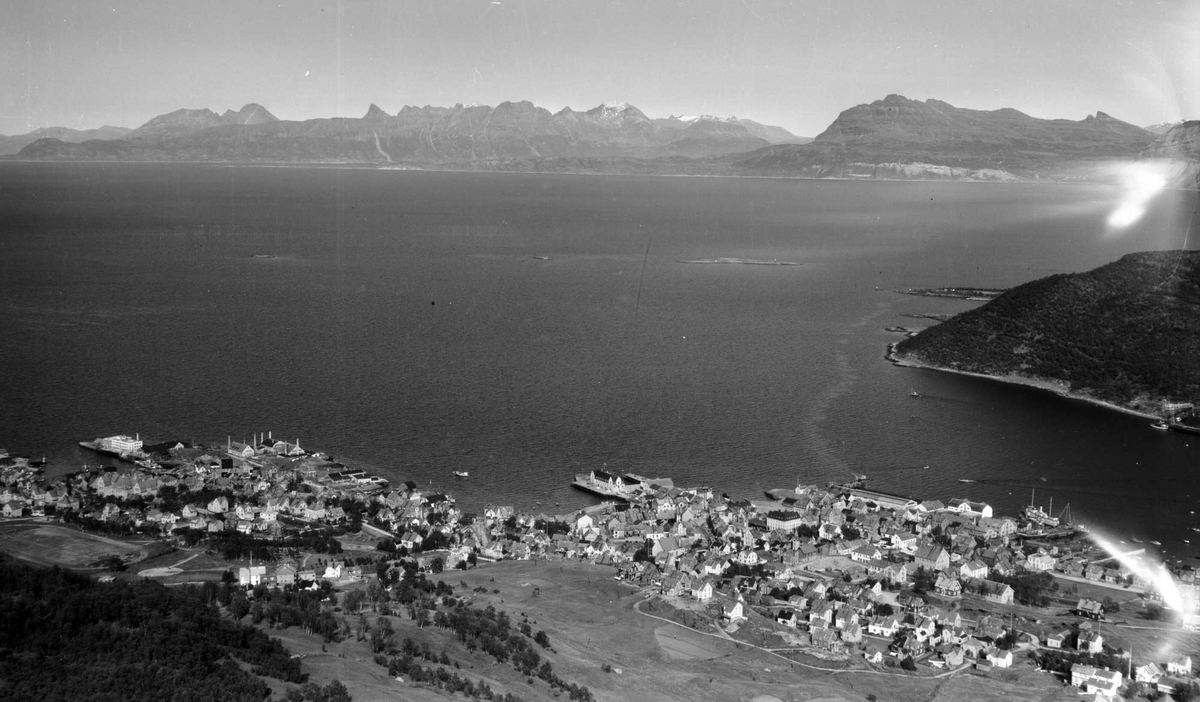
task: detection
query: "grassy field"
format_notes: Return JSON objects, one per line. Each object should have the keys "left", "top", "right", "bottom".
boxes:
{"left": 255, "top": 560, "right": 1098, "bottom": 702}
{"left": 0, "top": 522, "right": 159, "bottom": 570}
{"left": 133, "top": 546, "right": 234, "bottom": 583}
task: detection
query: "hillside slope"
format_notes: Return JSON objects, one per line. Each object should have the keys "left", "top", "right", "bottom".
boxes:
{"left": 0, "top": 125, "right": 132, "bottom": 155}
{"left": 1141, "top": 121, "right": 1200, "bottom": 189}
{"left": 893, "top": 251, "right": 1200, "bottom": 410}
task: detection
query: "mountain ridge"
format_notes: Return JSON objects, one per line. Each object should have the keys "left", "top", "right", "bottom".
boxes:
{"left": 735, "top": 95, "right": 1158, "bottom": 182}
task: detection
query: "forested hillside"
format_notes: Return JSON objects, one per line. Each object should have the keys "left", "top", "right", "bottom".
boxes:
{"left": 0, "top": 558, "right": 329, "bottom": 702}
{"left": 894, "top": 251, "right": 1200, "bottom": 409}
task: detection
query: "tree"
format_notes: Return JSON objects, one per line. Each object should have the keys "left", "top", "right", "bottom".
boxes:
{"left": 342, "top": 589, "right": 366, "bottom": 613}
{"left": 1178, "top": 680, "right": 1200, "bottom": 702}
{"left": 900, "top": 656, "right": 918, "bottom": 672}
{"left": 430, "top": 556, "right": 445, "bottom": 574}
{"left": 912, "top": 566, "right": 935, "bottom": 593}
{"left": 366, "top": 578, "right": 387, "bottom": 612}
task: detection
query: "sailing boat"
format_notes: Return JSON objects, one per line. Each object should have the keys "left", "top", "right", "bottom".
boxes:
{"left": 1022, "top": 488, "right": 1060, "bottom": 527}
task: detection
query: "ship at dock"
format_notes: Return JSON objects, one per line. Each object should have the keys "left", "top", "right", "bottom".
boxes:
{"left": 1019, "top": 488, "right": 1080, "bottom": 537}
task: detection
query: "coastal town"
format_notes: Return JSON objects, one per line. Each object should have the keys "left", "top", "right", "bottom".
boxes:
{"left": 2, "top": 434, "right": 1199, "bottom": 701}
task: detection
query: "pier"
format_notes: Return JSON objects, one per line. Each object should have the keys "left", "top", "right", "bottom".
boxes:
{"left": 571, "top": 470, "right": 673, "bottom": 502}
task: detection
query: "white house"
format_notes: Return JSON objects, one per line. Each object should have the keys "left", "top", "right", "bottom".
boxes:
{"left": 1024, "top": 552, "right": 1056, "bottom": 572}
{"left": 1071, "top": 666, "right": 1122, "bottom": 697}
{"left": 1136, "top": 662, "right": 1165, "bottom": 684}
{"left": 1168, "top": 655, "right": 1193, "bottom": 677}
{"left": 238, "top": 564, "right": 267, "bottom": 586}
{"left": 987, "top": 648, "right": 1013, "bottom": 668}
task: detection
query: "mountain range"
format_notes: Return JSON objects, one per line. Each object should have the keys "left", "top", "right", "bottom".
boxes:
{"left": 10, "top": 101, "right": 794, "bottom": 164}
{"left": 7, "top": 96, "right": 1199, "bottom": 184}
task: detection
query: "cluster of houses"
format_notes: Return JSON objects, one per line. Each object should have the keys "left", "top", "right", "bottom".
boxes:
{"left": 1131, "top": 653, "right": 1196, "bottom": 697}
{"left": 415, "top": 474, "right": 1198, "bottom": 695}
{"left": 235, "top": 558, "right": 366, "bottom": 588}
{"left": 0, "top": 437, "right": 390, "bottom": 536}
{"left": 6, "top": 446, "right": 1200, "bottom": 694}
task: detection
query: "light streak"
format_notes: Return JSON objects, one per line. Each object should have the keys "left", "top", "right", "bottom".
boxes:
{"left": 1088, "top": 529, "right": 1184, "bottom": 613}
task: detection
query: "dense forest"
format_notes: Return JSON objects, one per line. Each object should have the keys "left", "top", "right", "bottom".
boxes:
{"left": 895, "top": 251, "right": 1200, "bottom": 409}
{"left": 0, "top": 557, "right": 332, "bottom": 701}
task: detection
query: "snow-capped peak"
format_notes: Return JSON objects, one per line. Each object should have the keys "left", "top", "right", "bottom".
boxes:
{"left": 678, "top": 114, "right": 738, "bottom": 124}
{"left": 591, "top": 101, "right": 642, "bottom": 120}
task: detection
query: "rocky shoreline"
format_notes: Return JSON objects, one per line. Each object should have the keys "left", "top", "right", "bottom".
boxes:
{"left": 885, "top": 342, "right": 1161, "bottom": 421}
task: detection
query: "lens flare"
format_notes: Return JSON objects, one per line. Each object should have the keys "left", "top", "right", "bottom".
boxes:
{"left": 1106, "top": 162, "right": 1170, "bottom": 230}
{"left": 1088, "top": 530, "right": 1184, "bottom": 613}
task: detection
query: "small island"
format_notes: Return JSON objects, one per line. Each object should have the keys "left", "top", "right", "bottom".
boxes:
{"left": 678, "top": 257, "right": 798, "bottom": 265}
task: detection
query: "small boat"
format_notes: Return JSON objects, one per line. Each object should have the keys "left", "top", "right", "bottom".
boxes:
{"left": 1151, "top": 540, "right": 1162, "bottom": 546}
{"left": 533, "top": 256, "right": 549, "bottom": 261}
{"left": 1131, "top": 537, "right": 1143, "bottom": 544}
{"left": 1186, "top": 539, "right": 1191, "bottom": 544}
{"left": 1192, "top": 527, "right": 1200, "bottom": 533}
{"left": 959, "top": 478, "right": 975, "bottom": 483}
{"left": 453, "top": 470, "right": 469, "bottom": 478}
{"left": 1151, "top": 421, "right": 1169, "bottom": 431}
{"left": 909, "top": 391, "right": 920, "bottom": 397}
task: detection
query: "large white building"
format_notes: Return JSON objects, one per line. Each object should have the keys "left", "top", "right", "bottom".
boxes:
{"left": 101, "top": 435, "right": 142, "bottom": 453}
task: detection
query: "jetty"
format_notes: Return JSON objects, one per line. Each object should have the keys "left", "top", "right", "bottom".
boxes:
{"left": 571, "top": 470, "right": 674, "bottom": 502}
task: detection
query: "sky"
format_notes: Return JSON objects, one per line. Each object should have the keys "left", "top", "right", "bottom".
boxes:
{"left": 2, "top": 0, "right": 1198, "bottom": 137}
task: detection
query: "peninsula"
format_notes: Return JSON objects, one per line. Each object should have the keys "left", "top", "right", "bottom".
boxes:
{"left": 892, "top": 251, "right": 1200, "bottom": 418}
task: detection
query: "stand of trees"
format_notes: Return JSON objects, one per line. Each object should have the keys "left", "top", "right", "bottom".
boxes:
{"left": 986, "top": 571, "right": 1057, "bottom": 607}
{"left": 172, "top": 527, "right": 343, "bottom": 560}
{"left": 0, "top": 557, "right": 313, "bottom": 701}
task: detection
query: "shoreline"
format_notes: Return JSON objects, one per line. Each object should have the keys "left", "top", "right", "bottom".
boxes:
{"left": 885, "top": 342, "right": 1161, "bottom": 421}
{"left": 2, "top": 158, "right": 1168, "bottom": 189}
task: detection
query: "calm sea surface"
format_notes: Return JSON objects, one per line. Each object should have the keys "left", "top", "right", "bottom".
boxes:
{"left": 1, "top": 163, "right": 1197, "bottom": 552}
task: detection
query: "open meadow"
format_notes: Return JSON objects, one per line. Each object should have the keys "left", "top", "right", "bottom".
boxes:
{"left": 0, "top": 522, "right": 160, "bottom": 570}
{"left": 261, "top": 560, "right": 1085, "bottom": 702}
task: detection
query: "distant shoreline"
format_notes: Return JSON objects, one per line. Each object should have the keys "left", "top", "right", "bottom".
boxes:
{"left": 677, "top": 257, "right": 798, "bottom": 266}
{"left": 885, "top": 342, "right": 1161, "bottom": 421}
{"left": 0, "top": 159, "right": 1114, "bottom": 188}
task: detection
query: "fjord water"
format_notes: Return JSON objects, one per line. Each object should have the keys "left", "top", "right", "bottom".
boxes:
{"left": 1, "top": 163, "right": 1197, "bottom": 548}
